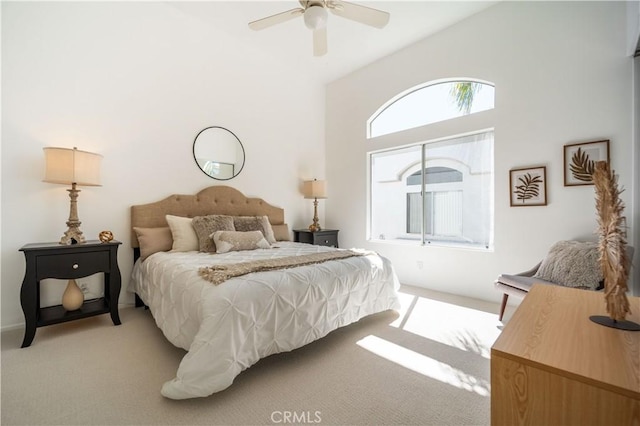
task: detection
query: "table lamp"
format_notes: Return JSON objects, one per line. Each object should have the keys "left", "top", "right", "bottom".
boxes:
{"left": 43, "top": 147, "right": 102, "bottom": 245}
{"left": 303, "top": 179, "right": 327, "bottom": 232}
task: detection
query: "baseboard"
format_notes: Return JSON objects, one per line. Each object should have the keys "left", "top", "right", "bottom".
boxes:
{"left": 1, "top": 302, "right": 136, "bottom": 333}
{"left": 1, "top": 322, "right": 24, "bottom": 333}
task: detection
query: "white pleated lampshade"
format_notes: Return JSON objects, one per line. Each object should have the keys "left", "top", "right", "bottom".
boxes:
{"left": 43, "top": 147, "right": 102, "bottom": 186}
{"left": 303, "top": 179, "right": 327, "bottom": 199}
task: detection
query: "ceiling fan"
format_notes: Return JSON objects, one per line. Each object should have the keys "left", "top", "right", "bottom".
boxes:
{"left": 248, "top": 0, "right": 390, "bottom": 57}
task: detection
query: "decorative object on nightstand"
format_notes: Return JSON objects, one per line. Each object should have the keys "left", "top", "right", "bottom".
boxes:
{"left": 293, "top": 229, "right": 339, "bottom": 248}
{"left": 43, "top": 146, "right": 102, "bottom": 245}
{"left": 99, "top": 230, "right": 114, "bottom": 243}
{"left": 62, "top": 279, "right": 84, "bottom": 311}
{"left": 303, "top": 179, "right": 327, "bottom": 232}
{"left": 19, "top": 240, "right": 122, "bottom": 347}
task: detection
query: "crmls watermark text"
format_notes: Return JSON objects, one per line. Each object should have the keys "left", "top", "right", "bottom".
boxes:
{"left": 270, "top": 410, "right": 322, "bottom": 424}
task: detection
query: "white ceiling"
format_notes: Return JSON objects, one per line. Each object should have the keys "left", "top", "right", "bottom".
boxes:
{"left": 168, "top": 1, "right": 497, "bottom": 84}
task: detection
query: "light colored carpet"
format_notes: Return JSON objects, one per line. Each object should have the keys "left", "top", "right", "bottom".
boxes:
{"left": 1, "top": 285, "right": 505, "bottom": 425}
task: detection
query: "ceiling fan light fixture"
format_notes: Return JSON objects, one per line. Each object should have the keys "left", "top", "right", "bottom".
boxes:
{"left": 249, "top": 1, "right": 390, "bottom": 56}
{"left": 304, "top": 6, "right": 328, "bottom": 30}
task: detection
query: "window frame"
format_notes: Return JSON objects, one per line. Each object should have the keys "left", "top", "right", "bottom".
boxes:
{"left": 367, "top": 129, "right": 494, "bottom": 250}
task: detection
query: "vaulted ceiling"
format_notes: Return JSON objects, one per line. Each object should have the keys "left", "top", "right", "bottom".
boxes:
{"left": 169, "top": 1, "right": 497, "bottom": 84}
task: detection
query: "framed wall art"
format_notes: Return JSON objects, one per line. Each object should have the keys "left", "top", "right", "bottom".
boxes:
{"left": 563, "top": 139, "right": 609, "bottom": 186}
{"left": 510, "top": 166, "right": 547, "bottom": 207}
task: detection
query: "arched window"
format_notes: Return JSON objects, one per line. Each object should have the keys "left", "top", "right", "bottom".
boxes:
{"left": 368, "top": 79, "right": 494, "bottom": 248}
{"left": 368, "top": 80, "right": 495, "bottom": 138}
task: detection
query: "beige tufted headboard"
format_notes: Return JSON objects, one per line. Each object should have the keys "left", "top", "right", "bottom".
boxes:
{"left": 130, "top": 186, "right": 286, "bottom": 249}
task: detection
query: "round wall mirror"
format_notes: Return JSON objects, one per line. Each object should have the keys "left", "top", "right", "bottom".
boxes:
{"left": 193, "top": 126, "right": 245, "bottom": 180}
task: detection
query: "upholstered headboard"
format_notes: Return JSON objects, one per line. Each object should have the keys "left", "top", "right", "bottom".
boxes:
{"left": 130, "top": 185, "right": 286, "bottom": 249}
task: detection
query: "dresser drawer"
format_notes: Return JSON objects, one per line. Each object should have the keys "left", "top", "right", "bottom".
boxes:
{"left": 36, "top": 251, "right": 110, "bottom": 280}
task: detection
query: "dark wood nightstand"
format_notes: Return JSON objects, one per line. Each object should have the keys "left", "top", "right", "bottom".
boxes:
{"left": 19, "top": 240, "right": 122, "bottom": 347}
{"left": 293, "top": 229, "right": 339, "bottom": 248}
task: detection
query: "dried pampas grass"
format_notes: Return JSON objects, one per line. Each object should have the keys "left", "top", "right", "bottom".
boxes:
{"left": 593, "top": 161, "right": 629, "bottom": 321}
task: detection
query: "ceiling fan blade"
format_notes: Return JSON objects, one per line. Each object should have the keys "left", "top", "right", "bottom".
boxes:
{"left": 313, "top": 27, "right": 327, "bottom": 56}
{"left": 248, "top": 8, "right": 304, "bottom": 31}
{"left": 329, "top": 1, "right": 389, "bottom": 29}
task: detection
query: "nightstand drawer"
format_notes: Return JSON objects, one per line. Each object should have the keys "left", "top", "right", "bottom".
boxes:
{"left": 315, "top": 233, "right": 338, "bottom": 247}
{"left": 36, "top": 251, "right": 110, "bottom": 280}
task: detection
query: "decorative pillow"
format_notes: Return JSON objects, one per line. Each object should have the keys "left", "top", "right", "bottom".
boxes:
{"left": 272, "top": 224, "right": 291, "bottom": 241}
{"left": 233, "top": 216, "right": 277, "bottom": 244}
{"left": 192, "top": 215, "right": 235, "bottom": 253}
{"left": 534, "top": 240, "right": 603, "bottom": 290}
{"left": 133, "top": 227, "right": 173, "bottom": 261}
{"left": 212, "top": 230, "right": 271, "bottom": 254}
{"left": 165, "top": 215, "right": 199, "bottom": 252}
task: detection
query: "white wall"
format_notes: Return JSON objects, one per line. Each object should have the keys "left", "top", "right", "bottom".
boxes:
{"left": 326, "top": 1, "right": 635, "bottom": 302}
{"left": 3, "top": 1, "right": 636, "bottom": 330}
{"left": 1, "top": 2, "right": 326, "bottom": 329}
{"left": 628, "top": 0, "right": 640, "bottom": 55}
{"left": 634, "top": 55, "right": 640, "bottom": 298}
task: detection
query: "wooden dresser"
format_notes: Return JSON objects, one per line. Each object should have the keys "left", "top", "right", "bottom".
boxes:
{"left": 491, "top": 284, "right": 640, "bottom": 425}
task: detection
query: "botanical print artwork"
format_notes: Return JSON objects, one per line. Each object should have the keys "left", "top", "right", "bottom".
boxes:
{"left": 510, "top": 166, "right": 547, "bottom": 207}
{"left": 569, "top": 147, "right": 595, "bottom": 183}
{"left": 515, "top": 173, "right": 542, "bottom": 201}
{"left": 564, "top": 140, "right": 610, "bottom": 186}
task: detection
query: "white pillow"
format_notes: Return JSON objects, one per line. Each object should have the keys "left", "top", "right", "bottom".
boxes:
{"left": 165, "top": 215, "right": 199, "bottom": 252}
{"left": 212, "top": 230, "right": 271, "bottom": 254}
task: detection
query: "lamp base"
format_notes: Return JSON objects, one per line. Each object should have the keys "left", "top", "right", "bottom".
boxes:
{"left": 308, "top": 197, "right": 322, "bottom": 232}
{"left": 60, "top": 184, "right": 86, "bottom": 245}
{"left": 589, "top": 315, "right": 640, "bottom": 331}
{"left": 60, "top": 222, "right": 85, "bottom": 245}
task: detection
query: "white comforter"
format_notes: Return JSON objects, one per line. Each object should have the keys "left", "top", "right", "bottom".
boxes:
{"left": 130, "top": 242, "right": 400, "bottom": 399}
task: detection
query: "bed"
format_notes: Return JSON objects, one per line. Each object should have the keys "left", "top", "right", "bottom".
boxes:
{"left": 129, "top": 186, "right": 400, "bottom": 399}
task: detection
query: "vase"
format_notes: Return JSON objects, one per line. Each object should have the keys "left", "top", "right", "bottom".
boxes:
{"left": 62, "top": 279, "right": 84, "bottom": 311}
